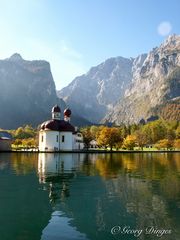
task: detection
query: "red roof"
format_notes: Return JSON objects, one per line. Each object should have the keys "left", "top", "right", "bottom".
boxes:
{"left": 41, "top": 119, "right": 75, "bottom": 132}
{"left": 64, "top": 108, "right": 71, "bottom": 117}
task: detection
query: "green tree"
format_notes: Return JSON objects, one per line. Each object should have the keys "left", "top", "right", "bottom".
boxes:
{"left": 141, "top": 124, "right": 152, "bottom": 144}
{"left": 166, "top": 127, "right": 176, "bottom": 141}
{"left": 120, "top": 125, "right": 129, "bottom": 139}
{"left": 14, "top": 125, "right": 37, "bottom": 139}
{"left": 130, "top": 124, "right": 139, "bottom": 134}
{"left": 90, "top": 125, "right": 102, "bottom": 140}
{"left": 150, "top": 120, "right": 167, "bottom": 143}
{"left": 81, "top": 127, "right": 93, "bottom": 149}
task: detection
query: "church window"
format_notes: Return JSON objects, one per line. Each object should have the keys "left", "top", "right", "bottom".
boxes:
{"left": 62, "top": 135, "right": 65, "bottom": 142}
{"left": 41, "top": 135, "right": 43, "bottom": 142}
{"left": 56, "top": 135, "right": 58, "bottom": 142}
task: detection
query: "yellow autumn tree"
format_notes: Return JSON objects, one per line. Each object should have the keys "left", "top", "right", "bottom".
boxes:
{"left": 81, "top": 127, "right": 93, "bottom": 149}
{"left": 155, "top": 139, "right": 173, "bottom": 150}
{"left": 97, "top": 127, "right": 122, "bottom": 150}
{"left": 135, "top": 129, "right": 148, "bottom": 150}
{"left": 122, "top": 135, "right": 136, "bottom": 150}
{"left": 174, "top": 139, "right": 180, "bottom": 149}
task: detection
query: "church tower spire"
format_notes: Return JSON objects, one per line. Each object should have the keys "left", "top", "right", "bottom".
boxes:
{"left": 52, "top": 105, "right": 61, "bottom": 120}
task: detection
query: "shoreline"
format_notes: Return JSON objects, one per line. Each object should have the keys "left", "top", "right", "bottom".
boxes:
{"left": 1, "top": 149, "right": 180, "bottom": 154}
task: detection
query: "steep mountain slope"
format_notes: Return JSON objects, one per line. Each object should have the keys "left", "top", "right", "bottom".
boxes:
{"left": 57, "top": 57, "right": 133, "bottom": 123}
{"left": 151, "top": 97, "right": 180, "bottom": 121}
{"left": 0, "top": 54, "right": 66, "bottom": 129}
{"left": 58, "top": 35, "right": 180, "bottom": 124}
{"left": 104, "top": 34, "right": 180, "bottom": 124}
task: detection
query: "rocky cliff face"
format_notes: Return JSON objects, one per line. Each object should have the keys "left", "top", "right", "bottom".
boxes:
{"left": 5, "top": 35, "right": 178, "bottom": 129}
{"left": 105, "top": 34, "right": 180, "bottom": 124}
{"left": 0, "top": 54, "right": 66, "bottom": 129}
{"left": 57, "top": 57, "right": 133, "bottom": 123}
{"left": 58, "top": 35, "right": 180, "bottom": 124}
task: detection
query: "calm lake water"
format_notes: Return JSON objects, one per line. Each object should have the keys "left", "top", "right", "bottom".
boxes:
{"left": 0, "top": 152, "right": 179, "bottom": 240}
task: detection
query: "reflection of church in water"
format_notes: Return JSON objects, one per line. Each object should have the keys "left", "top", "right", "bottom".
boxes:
{"left": 38, "top": 153, "right": 178, "bottom": 240}
{"left": 38, "top": 153, "right": 82, "bottom": 201}
{"left": 38, "top": 153, "right": 89, "bottom": 240}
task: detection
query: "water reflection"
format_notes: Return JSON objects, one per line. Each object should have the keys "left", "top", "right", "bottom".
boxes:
{"left": 38, "top": 153, "right": 89, "bottom": 240}
{"left": 38, "top": 153, "right": 180, "bottom": 240}
{"left": 0, "top": 153, "right": 51, "bottom": 240}
{"left": 11, "top": 152, "right": 38, "bottom": 175}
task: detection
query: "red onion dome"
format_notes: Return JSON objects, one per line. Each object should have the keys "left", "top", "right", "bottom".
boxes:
{"left": 52, "top": 105, "right": 61, "bottom": 113}
{"left": 64, "top": 108, "right": 71, "bottom": 117}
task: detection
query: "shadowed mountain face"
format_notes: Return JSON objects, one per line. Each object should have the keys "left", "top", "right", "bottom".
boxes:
{"left": 57, "top": 57, "right": 133, "bottom": 123}
{"left": 58, "top": 35, "right": 180, "bottom": 124}
{"left": 1, "top": 35, "right": 179, "bottom": 129}
{"left": 0, "top": 54, "right": 66, "bottom": 129}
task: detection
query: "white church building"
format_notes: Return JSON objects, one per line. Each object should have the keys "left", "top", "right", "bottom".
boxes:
{"left": 39, "top": 105, "right": 84, "bottom": 152}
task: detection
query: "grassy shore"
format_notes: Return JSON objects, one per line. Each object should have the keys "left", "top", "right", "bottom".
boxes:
{"left": 7, "top": 147, "right": 180, "bottom": 153}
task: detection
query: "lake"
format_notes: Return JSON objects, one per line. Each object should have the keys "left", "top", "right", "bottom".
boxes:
{"left": 0, "top": 152, "right": 179, "bottom": 240}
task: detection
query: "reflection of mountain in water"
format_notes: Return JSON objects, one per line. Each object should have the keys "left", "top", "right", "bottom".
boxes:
{"left": 0, "top": 153, "right": 52, "bottom": 240}
{"left": 38, "top": 153, "right": 180, "bottom": 240}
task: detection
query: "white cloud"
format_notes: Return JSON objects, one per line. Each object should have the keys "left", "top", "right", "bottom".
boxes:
{"left": 157, "top": 21, "right": 172, "bottom": 36}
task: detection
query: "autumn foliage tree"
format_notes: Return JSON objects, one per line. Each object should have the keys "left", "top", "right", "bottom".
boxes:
{"left": 81, "top": 127, "right": 93, "bottom": 149}
{"left": 122, "top": 135, "right": 136, "bottom": 150}
{"left": 155, "top": 139, "right": 173, "bottom": 150}
{"left": 174, "top": 139, "right": 180, "bottom": 149}
{"left": 97, "top": 127, "right": 122, "bottom": 150}
{"left": 9, "top": 125, "right": 37, "bottom": 139}
{"left": 135, "top": 129, "right": 148, "bottom": 150}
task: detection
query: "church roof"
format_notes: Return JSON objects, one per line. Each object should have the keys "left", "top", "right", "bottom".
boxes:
{"left": 52, "top": 105, "right": 61, "bottom": 113}
{"left": 64, "top": 108, "right": 71, "bottom": 117}
{"left": 40, "top": 119, "right": 75, "bottom": 132}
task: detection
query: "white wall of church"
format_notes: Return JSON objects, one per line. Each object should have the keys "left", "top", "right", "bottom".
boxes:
{"left": 39, "top": 130, "right": 74, "bottom": 151}
{"left": 59, "top": 132, "right": 73, "bottom": 150}
{"left": 39, "top": 130, "right": 60, "bottom": 152}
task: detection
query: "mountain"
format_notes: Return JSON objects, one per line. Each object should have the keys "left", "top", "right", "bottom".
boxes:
{"left": 2, "top": 35, "right": 179, "bottom": 129}
{"left": 58, "top": 34, "right": 180, "bottom": 124}
{"left": 0, "top": 54, "right": 66, "bottom": 129}
{"left": 151, "top": 97, "right": 180, "bottom": 121}
{"left": 57, "top": 57, "right": 133, "bottom": 123}
{"left": 105, "top": 34, "right": 180, "bottom": 124}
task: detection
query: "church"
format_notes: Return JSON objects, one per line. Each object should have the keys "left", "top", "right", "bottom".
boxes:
{"left": 39, "top": 105, "right": 84, "bottom": 152}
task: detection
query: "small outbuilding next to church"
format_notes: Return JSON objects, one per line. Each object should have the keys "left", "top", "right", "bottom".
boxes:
{"left": 39, "top": 105, "right": 84, "bottom": 152}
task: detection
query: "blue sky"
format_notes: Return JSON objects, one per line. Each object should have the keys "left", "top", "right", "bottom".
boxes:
{"left": 0, "top": 0, "right": 179, "bottom": 90}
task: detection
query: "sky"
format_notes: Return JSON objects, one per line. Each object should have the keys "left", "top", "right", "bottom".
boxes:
{"left": 0, "top": 0, "right": 179, "bottom": 90}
